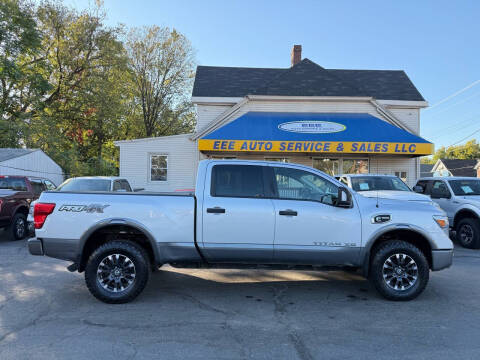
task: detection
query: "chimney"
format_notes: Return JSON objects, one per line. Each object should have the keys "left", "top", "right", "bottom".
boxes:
{"left": 291, "top": 45, "right": 302, "bottom": 67}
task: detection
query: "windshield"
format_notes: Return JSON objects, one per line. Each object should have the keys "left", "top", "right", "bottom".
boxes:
{"left": 449, "top": 180, "right": 480, "bottom": 196}
{"left": 0, "top": 177, "right": 27, "bottom": 191}
{"left": 57, "top": 178, "right": 111, "bottom": 192}
{"left": 351, "top": 176, "right": 410, "bottom": 192}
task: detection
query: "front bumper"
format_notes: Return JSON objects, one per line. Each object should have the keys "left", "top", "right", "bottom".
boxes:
{"left": 431, "top": 249, "right": 453, "bottom": 271}
{"left": 28, "top": 238, "right": 44, "bottom": 256}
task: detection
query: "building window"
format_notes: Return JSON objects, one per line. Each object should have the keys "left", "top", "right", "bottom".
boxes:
{"left": 150, "top": 154, "right": 168, "bottom": 181}
{"left": 265, "top": 157, "right": 289, "bottom": 163}
{"left": 394, "top": 171, "right": 407, "bottom": 183}
{"left": 342, "top": 159, "right": 369, "bottom": 174}
{"left": 312, "top": 158, "right": 339, "bottom": 176}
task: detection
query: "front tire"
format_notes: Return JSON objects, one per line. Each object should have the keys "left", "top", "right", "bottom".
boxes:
{"left": 8, "top": 213, "right": 27, "bottom": 240}
{"left": 85, "top": 240, "right": 150, "bottom": 304}
{"left": 456, "top": 218, "right": 480, "bottom": 249}
{"left": 370, "top": 240, "right": 429, "bottom": 301}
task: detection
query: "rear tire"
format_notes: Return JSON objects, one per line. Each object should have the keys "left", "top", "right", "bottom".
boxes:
{"left": 456, "top": 218, "right": 480, "bottom": 249}
{"left": 8, "top": 213, "right": 27, "bottom": 240}
{"left": 85, "top": 240, "right": 150, "bottom": 304}
{"left": 370, "top": 240, "right": 429, "bottom": 301}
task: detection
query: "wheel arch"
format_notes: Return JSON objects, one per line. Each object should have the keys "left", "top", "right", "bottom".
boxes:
{"left": 453, "top": 208, "right": 479, "bottom": 228}
{"left": 77, "top": 219, "right": 160, "bottom": 272}
{"left": 362, "top": 225, "right": 434, "bottom": 277}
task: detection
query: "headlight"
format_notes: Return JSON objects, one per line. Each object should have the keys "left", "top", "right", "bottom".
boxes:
{"left": 433, "top": 215, "right": 449, "bottom": 229}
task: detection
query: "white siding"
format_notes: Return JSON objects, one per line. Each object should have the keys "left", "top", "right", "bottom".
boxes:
{"left": 370, "top": 156, "right": 417, "bottom": 187}
{"left": 0, "top": 150, "right": 64, "bottom": 186}
{"left": 118, "top": 134, "right": 198, "bottom": 192}
{"left": 386, "top": 107, "right": 420, "bottom": 134}
{"left": 195, "top": 104, "right": 233, "bottom": 133}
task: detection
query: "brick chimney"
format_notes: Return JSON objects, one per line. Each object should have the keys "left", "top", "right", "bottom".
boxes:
{"left": 291, "top": 45, "right": 302, "bottom": 67}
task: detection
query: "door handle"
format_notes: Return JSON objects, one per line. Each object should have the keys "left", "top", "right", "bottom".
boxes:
{"left": 279, "top": 209, "right": 297, "bottom": 216}
{"left": 207, "top": 207, "right": 226, "bottom": 214}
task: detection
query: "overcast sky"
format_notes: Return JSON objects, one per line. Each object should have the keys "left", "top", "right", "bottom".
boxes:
{"left": 63, "top": 0, "right": 480, "bottom": 149}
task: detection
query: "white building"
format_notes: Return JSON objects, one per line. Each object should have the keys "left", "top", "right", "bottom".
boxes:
{"left": 0, "top": 148, "right": 64, "bottom": 186}
{"left": 116, "top": 46, "right": 431, "bottom": 190}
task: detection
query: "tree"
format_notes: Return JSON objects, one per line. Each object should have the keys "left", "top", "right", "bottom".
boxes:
{"left": 0, "top": 0, "right": 50, "bottom": 146}
{"left": 25, "top": 1, "right": 130, "bottom": 176}
{"left": 425, "top": 139, "right": 480, "bottom": 164}
{"left": 126, "top": 26, "right": 195, "bottom": 137}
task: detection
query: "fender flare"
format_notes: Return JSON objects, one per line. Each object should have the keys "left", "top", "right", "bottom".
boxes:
{"left": 76, "top": 218, "right": 161, "bottom": 266}
{"left": 12, "top": 202, "right": 29, "bottom": 217}
{"left": 453, "top": 206, "right": 480, "bottom": 227}
{"left": 360, "top": 223, "right": 436, "bottom": 277}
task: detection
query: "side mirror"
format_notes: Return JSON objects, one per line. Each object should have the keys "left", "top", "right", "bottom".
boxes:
{"left": 431, "top": 188, "right": 451, "bottom": 199}
{"left": 412, "top": 185, "right": 423, "bottom": 193}
{"left": 337, "top": 187, "right": 352, "bottom": 208}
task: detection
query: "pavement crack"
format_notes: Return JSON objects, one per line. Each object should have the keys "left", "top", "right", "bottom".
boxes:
{"left": 270, "top": 285, "right": 313, "bottom": 360}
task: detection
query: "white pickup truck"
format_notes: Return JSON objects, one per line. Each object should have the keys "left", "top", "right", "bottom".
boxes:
{"left": 28, "top": 160, "right": 453, "bottom": 303}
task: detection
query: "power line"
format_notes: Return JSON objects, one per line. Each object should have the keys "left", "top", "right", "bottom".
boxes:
{"left": 448, "top": 127, "right": 480, "bottom": 147}
{"left": 425, "top": 79, "right": 480, "bottom": 111}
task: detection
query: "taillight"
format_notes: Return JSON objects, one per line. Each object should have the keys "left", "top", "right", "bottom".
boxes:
{"left": 34, "top": 203, "right": 56, "bottom": 229}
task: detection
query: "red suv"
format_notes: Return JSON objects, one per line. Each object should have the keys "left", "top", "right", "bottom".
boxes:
{"left": 0, "top": 176, "right": 56, "bottom": 240}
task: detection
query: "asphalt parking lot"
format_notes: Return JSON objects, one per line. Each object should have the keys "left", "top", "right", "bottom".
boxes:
{"left": 1, "top": 233, "right": 480, "bottom": 360}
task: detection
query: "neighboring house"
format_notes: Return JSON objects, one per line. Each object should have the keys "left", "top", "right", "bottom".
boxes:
{"left": 116, "top": 45, "right": 432, "bottom": 190}
{"left": 431, "top": 158, "right": 478, "bottom": 177}
{"left": 420, "top": 163, "right": 434, "bottom": 177}
{"left": 475, "top": 161, "right": 480, "bottom": 178}
{"left": 0, "top": 148, "right": 64, "bottom": 186}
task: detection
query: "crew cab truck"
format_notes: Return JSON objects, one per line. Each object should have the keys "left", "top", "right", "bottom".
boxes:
{"left": 28, "top": 160, "right": 453, "bottom": 303}
{"left": 415, "top": 177, "right": 480, "bottom": 249}
{"left": 0, "top": 175, "right": 56, "bottom": 240}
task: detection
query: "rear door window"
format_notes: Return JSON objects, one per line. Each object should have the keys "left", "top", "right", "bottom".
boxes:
{"left": 0, "top": 177, "right": 27, "bottom": 191}
{"left": 211, "top": 165, "right": 265, "bottom": 198}
{"left": 43, "top": 179, "right": 56, "bottom": 190}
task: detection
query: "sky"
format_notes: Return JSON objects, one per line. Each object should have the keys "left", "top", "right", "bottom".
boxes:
{"left": 63, "top": 0, "right": 480, "bottom": 150}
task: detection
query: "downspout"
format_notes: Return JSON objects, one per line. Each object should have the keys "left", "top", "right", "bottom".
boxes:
{"left": 369, "top": 99, "right": 416, "bottom": 134}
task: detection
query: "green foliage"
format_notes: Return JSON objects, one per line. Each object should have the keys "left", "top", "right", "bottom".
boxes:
{"left": 0, "top": 0, "right": 196, "bottom": 178}
{"left": 424, "top": 140, "right": 480, "bottom": 164}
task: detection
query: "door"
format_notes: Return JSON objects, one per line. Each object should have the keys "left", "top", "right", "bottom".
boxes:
{"left": 268, "top": 166, "right": 362, "bottom": 266}
{"left": 430, "top": 180, "right": 455, "bottom": 222}
{"left": 202, "top": 164, "right": 275, "bottom": 263}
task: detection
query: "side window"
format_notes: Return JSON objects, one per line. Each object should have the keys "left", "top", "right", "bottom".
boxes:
{"left": 43, "top": 180, "right": 56, "bottom": 190}
{"left": 211, "top": 165, "right": 264, "bottom": 198}
{"left": 113, "top": 181, "right": 122, "bottom": 191}
{"left": 432, "top": 180, "right": 450, "bottom": 197}
{"left": 273, "top": 167, "right": 339, "bottom": 205}
{"left": 121, "top": 180, "right": 132, "bottom": 192}
{"left": 416, "top": 180, "right": 429, "bottom": 194}
{"left": 29, "top": 179, "right": 46, "bottom": 196}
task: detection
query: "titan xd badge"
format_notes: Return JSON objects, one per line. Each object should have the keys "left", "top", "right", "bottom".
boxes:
{"left": 59, "top": 204, "right": 110, "bottom": 213}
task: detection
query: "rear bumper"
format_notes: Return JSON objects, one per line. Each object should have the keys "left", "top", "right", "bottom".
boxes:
{"left": 28, "top": 238, "right": 44, "bottom": 256}
{"left": 431, "top": 249, "right": 453, "bottom": 271}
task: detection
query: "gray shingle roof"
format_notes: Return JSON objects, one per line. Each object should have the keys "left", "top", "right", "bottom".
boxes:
{"left": 0, "top": 148, "right": 37, "bottom": 162}
{"left": 192, "top": 58, "right": 425, "bottom": 101}
{"left": 440, "top": 158, "right": 478, "bottom": 177}
{"left": 420, "top": 164, "right": 434, "bottom": 177}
